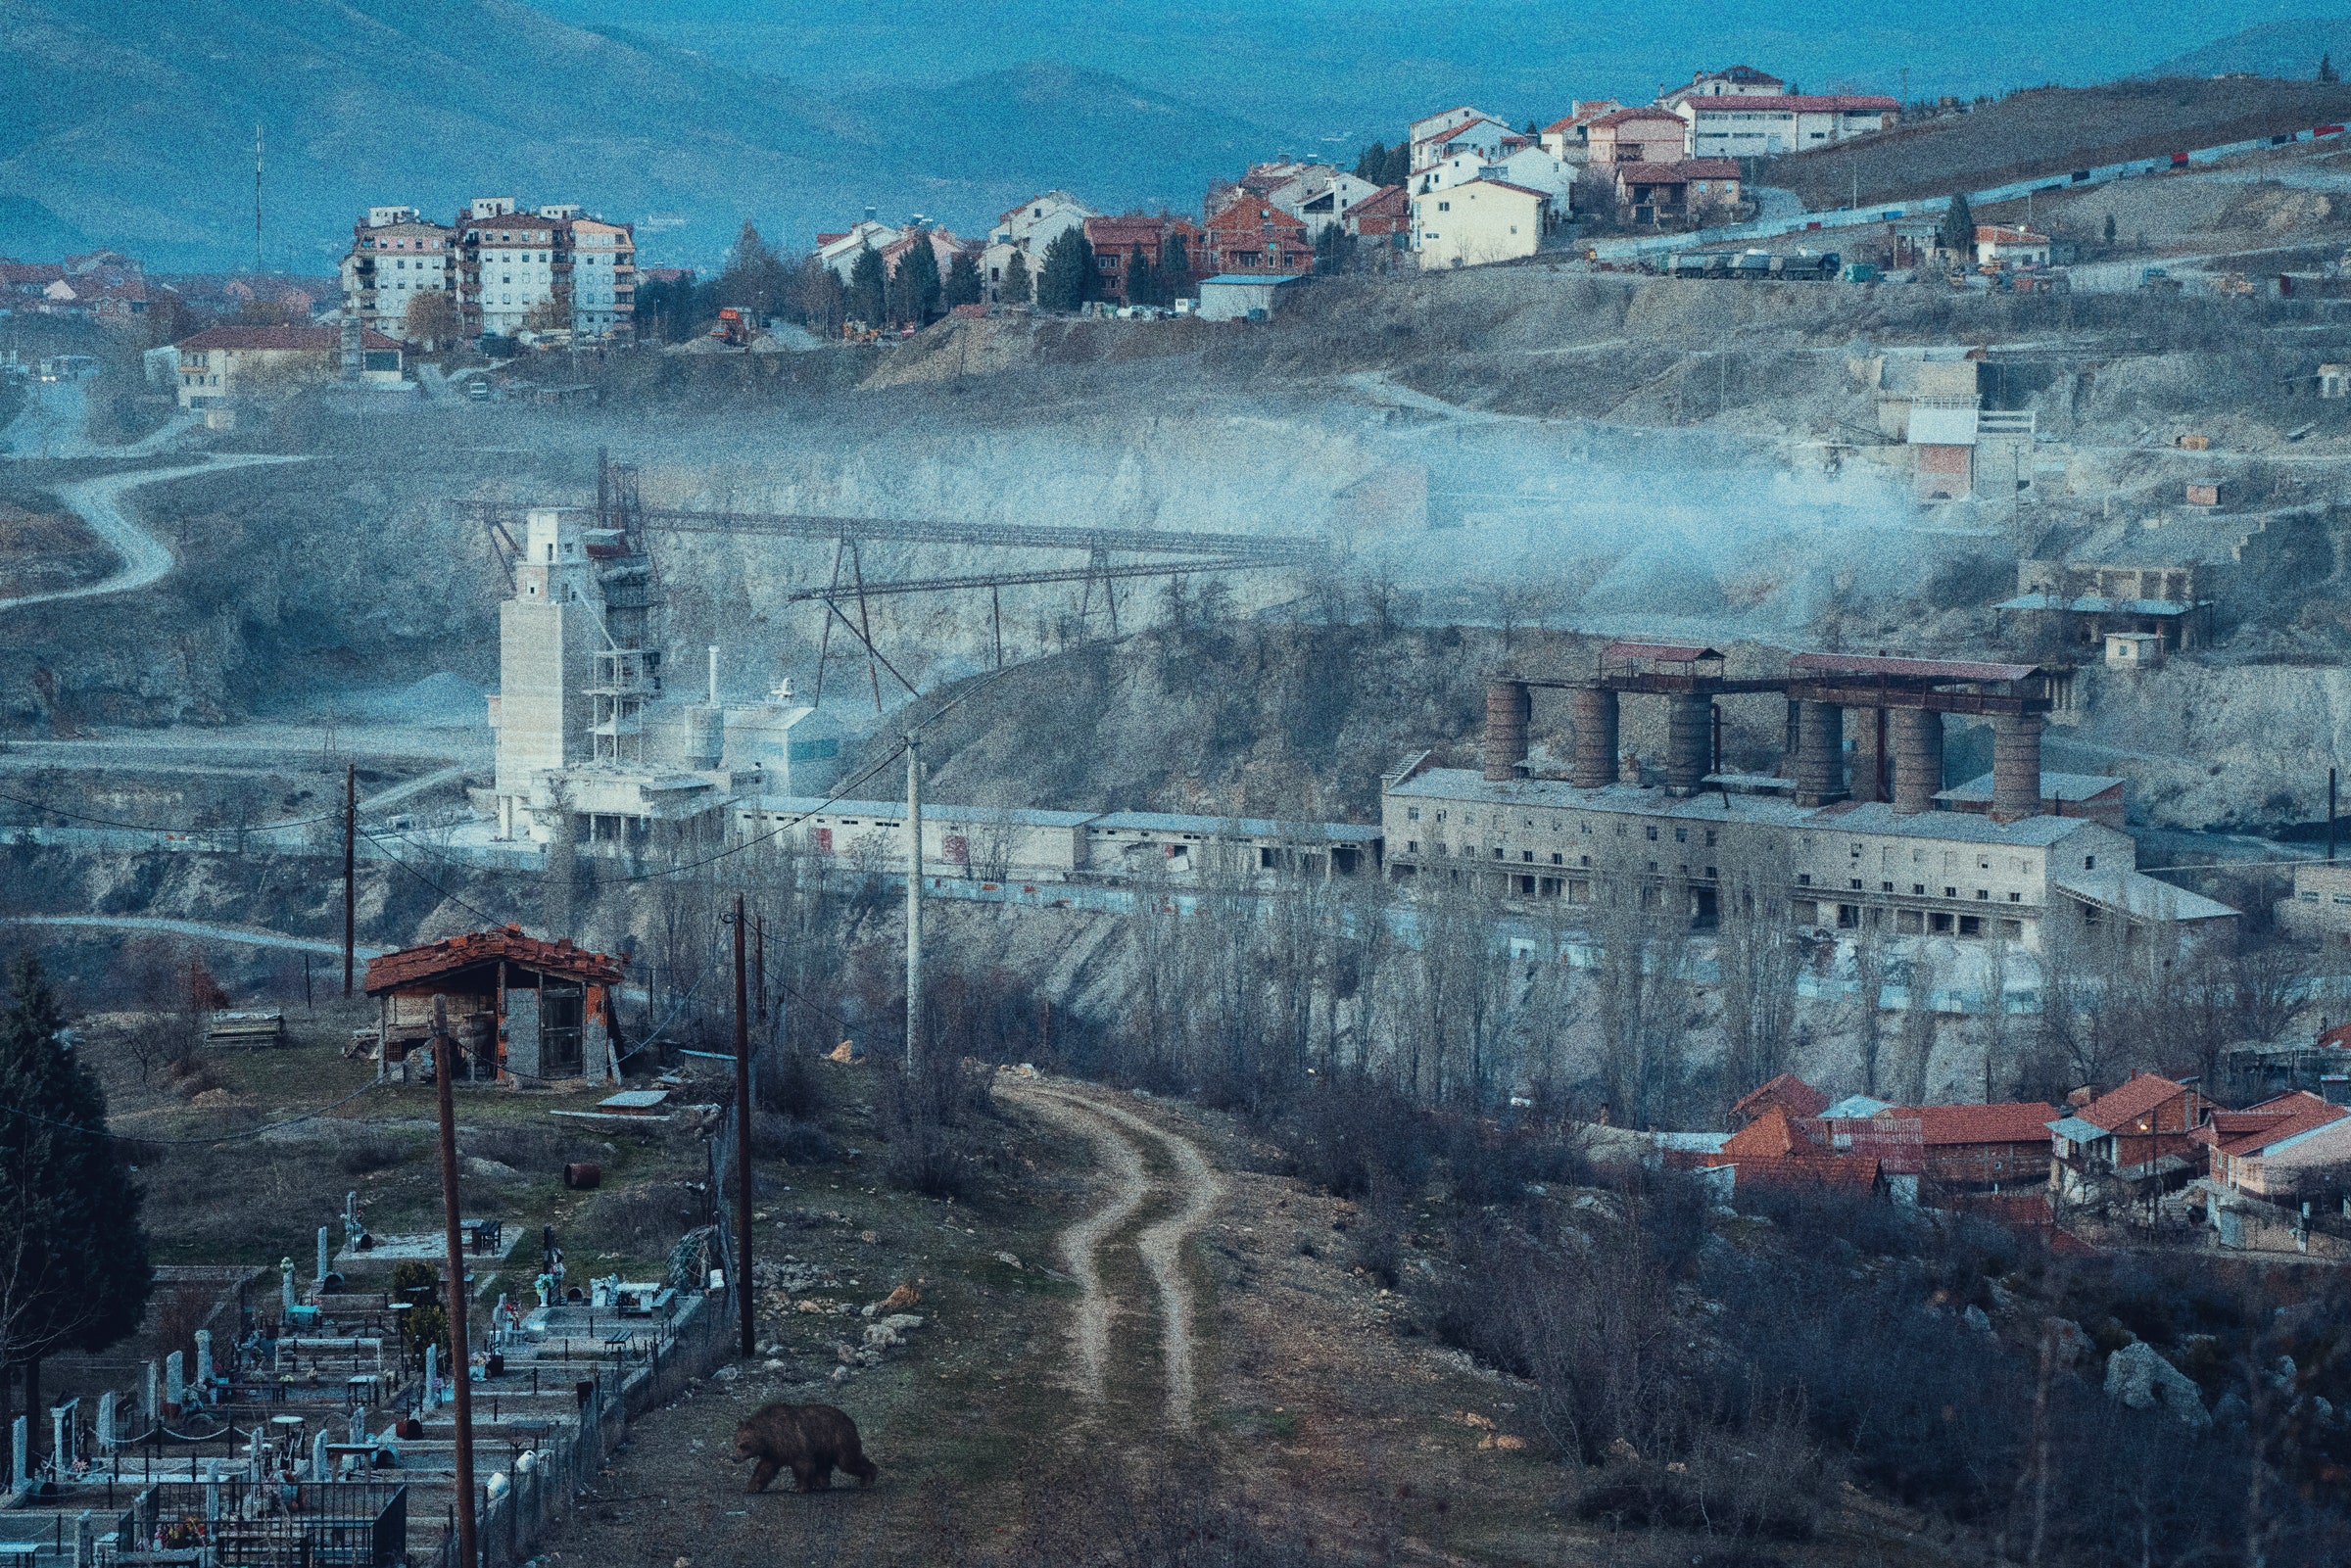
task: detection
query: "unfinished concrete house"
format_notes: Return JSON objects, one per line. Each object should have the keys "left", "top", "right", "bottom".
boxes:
{"left": 363, "top": 927, "right": 626, "bottom": 1083}
{"left": 1379, "top": 642, "right": 2236, "bottom": 950}
{"left": 1993, "top": 561, "right": 2216, "bottom": 654}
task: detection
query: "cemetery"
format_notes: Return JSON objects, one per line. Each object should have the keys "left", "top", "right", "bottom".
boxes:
{"left": 2, "top": 1178, "right": 731, "bottom": 1566}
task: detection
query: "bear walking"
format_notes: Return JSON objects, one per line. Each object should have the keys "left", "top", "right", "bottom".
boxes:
{"left": 732, "top": 1402, "right": 879, "bottom": 1494}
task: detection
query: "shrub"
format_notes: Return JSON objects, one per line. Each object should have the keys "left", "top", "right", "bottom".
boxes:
{"left": 750, "top": 1111, "right": 840, "bottom": 1165}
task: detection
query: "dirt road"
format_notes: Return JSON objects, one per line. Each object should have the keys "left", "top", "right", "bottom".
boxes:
{"left": 1010, "top": 1081, "right": 1224, "bottom": 1430}
{"left": 0, "top": 454, "right": 311, "bottom": 617}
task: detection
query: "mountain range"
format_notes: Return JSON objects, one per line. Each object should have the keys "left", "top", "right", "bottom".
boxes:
{"left": 5, "top": 0, "right": 2351, "bottom": 271}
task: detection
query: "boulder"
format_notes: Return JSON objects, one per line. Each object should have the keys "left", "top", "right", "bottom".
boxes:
{"left": 2104, "top": 1342, "right": 2212, "bottom": 1429}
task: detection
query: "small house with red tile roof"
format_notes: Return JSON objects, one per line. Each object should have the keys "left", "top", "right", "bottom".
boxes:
{"left": 363, "top": 925, "right": 626, "bottom": 1084}
{"left": 1886, "top": 1102, "right": 2059, "bottom": 1191}
{"left": 1203, "top": 198, "right": 1313, "bottom": 276}
{"left": 1730, "top": 1072, "right": 1829, "bottom": 1127}
{"left": 1343, "top": 185, "right": 1411, "bottom": 250}
{"left": 2049, "top": 1070, "right": 2208, "bottom": 1197}
{"left": 1613, "top": 159, "right": 1743, "bottom": 224}
{"left": 1540, "top": 102, "right": 1622, "bottom": 164}
{"left": 174, "top": 324, "right": 403, "bottom": 410}
{"left": 1586, "top": 107, "right": 1689, "bottom": 166}
{"left": 1080, "top": 214, "right": 1205, "bottom": 304}
{"left": 1975, "top": 225, "right": 2052, "bottom": 268}
{"left": 2197, "top": 1091, "right": 2351, "bottom": 1199}
{"left": 1700, "top": 1105, "right": 1884, "bottom": 1193}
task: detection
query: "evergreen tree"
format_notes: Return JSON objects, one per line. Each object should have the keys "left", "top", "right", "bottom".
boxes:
{"left": 1036, "top": 228, "right": 1094, "bottom": 311}
{"left": 847, "top": 244, "right": 887, "bottom": 326}
{"left": 1354, "top": 142, "right": 1389, "bottom": 183}
{"left": 1126, "top": 242, "right": 1160, "bottom": 308}
{"left": 1937, "top": 191, "right": 1975, "bottom": 263}
{"left": 999, "top": 250, "right": 1032, "bottom": 306}
{"left": 891, "top": 233, "right": 942, "bottom": 325}
{"left": 0, "top": 954, "right": 153, "bottom": 1453}
{"left": 1161, "top": 232, "right": 1191, "bottom": 299}
{"left": 2324, "top": 53, "right": 2340, "bottom": 82}
{"left": 2102, "top": 212, "right": 2118, "bottom": 247}
{"left": 719, "top": 220, "right": 786, "bottom": 316}
{"left": 941, "top": 251, "right": 983, "bottom": 309}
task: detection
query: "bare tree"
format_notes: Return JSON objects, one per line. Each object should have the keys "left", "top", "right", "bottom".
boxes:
{"left": 1851, "top": 922, "right": 1891, "bottom": 1100}
{"left": 1715, "top": 827, "right": 1801, "bottom": 1104}
{"left": 1586, "top": 839, "right": 1694, "bottom": 1129}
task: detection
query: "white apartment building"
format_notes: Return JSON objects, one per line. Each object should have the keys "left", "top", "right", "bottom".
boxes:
{"left": 1413, "top": 144, "right": 1575, "bottom": 206}
{"left": 451, "top": 200, "right": 637, "bottom": 341}
{"left": 567, "top": 217, "right": 635, "bottom": 337}
{"left": 340, "top": 213, "right": 456, "bottom": 342}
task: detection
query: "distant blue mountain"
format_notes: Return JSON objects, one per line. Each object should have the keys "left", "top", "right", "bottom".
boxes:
{"left": 2142, "top": 18, "right": 2351, "bottom": 80}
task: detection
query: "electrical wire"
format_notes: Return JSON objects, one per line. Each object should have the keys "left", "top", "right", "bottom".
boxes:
{"left": 0, "top": 785, "right": 344, "bottom": 835}
{"left": 1, "top": 1077, "right": 387, "bottom": 1147}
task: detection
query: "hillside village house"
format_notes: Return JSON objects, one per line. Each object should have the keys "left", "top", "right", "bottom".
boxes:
{"left": 1676, "top": 94, "right": 1900, "bottom": 157}
{"left": 1342, "top": 186, "right": 1413, "bottom": 258}
{"left": 1585, "top": 107, "right": 1690, "bottom": 166}
{"left": 1613, "top": 160, "right": 1742, "bottom": 224}
{"left": 1416, "top": 143, "right": 1576, "bottom": 206}
{"left": 1203, "top": 197, "right": 1314, "bottom": 276}
{"left": 818, "top": 218, "right": 902, "bottom": 282}
{"left": 981, "top": 190, "right": 1098, "bottom": 302}
{"left": 1538, "top": 102, "right": 1622, "bottom": 164}
{"left": 1413, "top": 179, "right": 1552, "bottom": 269}
{"left": 2049, "top": 1071, "right": 2210, "bottom": 1200}
{"left": 175, "top": 324, "right": 403, "bottom": 412}
{"left": 1081, "top": 214, "right": 1204, "bottom": 304}
{"left": 1266, "top": 168, "right": 1383, "bottom": 241}
{"left": 1659, "top": 65, "right": 1788, "bottom": 108}
{"left": 1407, "top": 107, "right": 1498, "bottom": 172}
{"left": 1976, "top": 225, "right": 2053, "bottom": 266}
{"left": 364, "top": 926, "right": 627, "bottom": 1084}
{"left": 1412, "top": 119, "right": 1516, "bottom": 182}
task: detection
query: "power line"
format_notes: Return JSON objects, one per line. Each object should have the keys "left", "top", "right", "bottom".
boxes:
{"left": 0, "top": 786, "right": 343, "bottom": 836}
{"left": 2, "top": 1077, "right": 386, "bottom": 1147}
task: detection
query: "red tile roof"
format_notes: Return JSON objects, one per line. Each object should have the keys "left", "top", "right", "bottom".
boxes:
{"left": 365, "top": 925, "right": 624, "bottom": 996}
{"left": 1721, "top": 1104, "right": 1823, "bottom": 1159}
{"left": 1342, "top": 185, "right": 1408, "bottom": 218}
{"left": 1714, "top": 1152, "right": 1882, "bottom": 1190}
{"left": 2198, "top": 1093, "right": 2347, "bottom": 1157}
{"left": 1592, "top": 107, "right": 1687, "bottom": 127}
{"left": 1889, "top": 1102, "right": 2061, "bottom": 1147}
{"left": 2078, "top": 1071, "right": 2192, "bottom": 1133}
{"left": 1731, "top": 1072, "right": 1829, "bottom": 1124}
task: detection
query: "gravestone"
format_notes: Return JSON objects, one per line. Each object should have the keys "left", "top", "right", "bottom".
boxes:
{"left": 311, "top": 1431, "right": 329, "bottom": 1482}
{"left": 142, "top": 1363, "right": 158, "bottom": 1425}
{"left": 278, "top": 1258, "right": 295, "bottom": 1317}
{"left": 95, "top": 1395, "right": 116, "bottom": 1455}
{"left": 194, "top": 1330, "right": 213, "bottom": 1390}
{"left": 73, "top": 1510, "right": 92, "bottom": 1568}
{"left": 164, "top": 1353, "right": 183, "bottom": 1414}
{"left": 203, "top": 1462, "right": 219, "bottom": 1520}
{"left": 10, "top": 1415, "right": 24, "bottom": 1489}
{"left": 49, "top": 1402, "right": 71, "bottom": 1472}
{"left": 316, "top": 1228, "right": 330, "bottom": 1289}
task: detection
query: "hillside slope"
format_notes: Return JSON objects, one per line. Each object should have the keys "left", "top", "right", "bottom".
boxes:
{"left": 1769, "top": 76, "right": 2351, "bottom": 209}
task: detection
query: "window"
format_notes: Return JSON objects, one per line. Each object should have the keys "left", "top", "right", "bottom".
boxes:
{"left": 2010, "top": 891, "right": 2023, "bottom": 902}
{"left": 2084, "top": 855, "right": 2096, "bottom": 870}
{"left": 1438, "top": 202, "right": 1450, "bottom": 212}
{"left": 2301, "top": 890, "right": 2322, "bottom": 903}
{"left": 1522, "top": 850, "right": 1534, "bottom": 863}
{"left": 1943, "top": 885, "right": 1957, "bottom": 898}
{"left": 1798, "top": 873, "right": 1812, "bottom": 886}
{"left": 1551, "top": 852, "right": 1562, "bottom": 866}
{"left": 1704, "top": 830, "right": 1716, "bottom": 847}
{"left": 1406, "top": 807, "right": 1420, "bottom": 821}
{"left": 1407, "top": 840, "right": 1420, "bottom": 854}
{"left": 1645, "top": 826, "right": 1658, "bottom": 841}
{"left": 1913, "top": 883, "right": 1925, "bottom": 895}
{"left": 1881, "top": 880, "right": 1894, "bottom": 892}
{"left": 1675, "top": 828, "right": 1688, "bottom": 843}
{"left": 1849, "top": 879, "right": 1863, "bottom": 891}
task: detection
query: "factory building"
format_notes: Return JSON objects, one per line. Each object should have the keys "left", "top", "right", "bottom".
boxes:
{"left": 1379, "top": 643, "right": 2236, "bottom": 949}
{"left": 486, "top": 508, "right": 814, "bottom": 849}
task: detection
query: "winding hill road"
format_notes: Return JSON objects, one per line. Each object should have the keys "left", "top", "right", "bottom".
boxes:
{"left": 0, "top": 454, "right": 311, "bottom": 617}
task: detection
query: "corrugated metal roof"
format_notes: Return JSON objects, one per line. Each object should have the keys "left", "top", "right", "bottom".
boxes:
{"left": 2048, "top": 1116, "right": 2104, "bottom": 1143}
{"left": 1198, "top": 274, "right": 1307, "bottom": 287}
{"left": 1938, "top": 771, "right": 2125, "bottom": 803}
{"left": 1788, "top": 651, "right": 2039, "bottom": 683}
{"left": 1991, "top": 593, "right": 2196, "bottom": 616}
{"left": 2052, "top": 869, "right": 2239, "bottom": 923}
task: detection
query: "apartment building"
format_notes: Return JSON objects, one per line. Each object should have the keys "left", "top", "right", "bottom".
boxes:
{"left": 341, "top": 219, "right": 456, "bottom": 341}
{"left": 452, "top": 198, "right": 636, "bottom": 341}
{"left": 1675, "top": 94, "right": 1900, "bottom": 158}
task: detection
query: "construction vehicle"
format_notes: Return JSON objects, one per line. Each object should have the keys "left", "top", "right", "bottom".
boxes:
{"left": 1729, "top": 250, "right": 1775, "bottom": 281}
{"left": 841, "top": 319, "right": 883, "bottom": 345}
{"left": 1771, "top": 251, "right": 1840, "bottom": 281}
{"left": 708, "top": 308, "right": 751, "bottom": 347}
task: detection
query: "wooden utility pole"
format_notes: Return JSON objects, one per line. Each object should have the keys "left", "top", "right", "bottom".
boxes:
{"left": 752, "top": 912, "right": 766, "bottom": 1026}
{"left": 732, "top": 895, "right": 754, "bottom": 1359}
{"left": 905, "top": 738, "right": 923, "bottom": 1069}
{"left": 343, "top": 762, "right": 357, "bottom": 996}
{"left": 431, "top": 996, "right": 479, "bottom": 1568}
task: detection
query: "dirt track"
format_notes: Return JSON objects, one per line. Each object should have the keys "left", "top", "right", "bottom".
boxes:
{"left": 1008, "top": 1081, "right": 1225, "bottom": 1429}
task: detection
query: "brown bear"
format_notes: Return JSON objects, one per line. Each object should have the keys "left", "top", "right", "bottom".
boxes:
{"left": 732, "top": 1402, "right": 879, "bottom": 1494}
